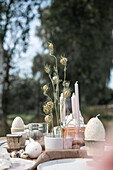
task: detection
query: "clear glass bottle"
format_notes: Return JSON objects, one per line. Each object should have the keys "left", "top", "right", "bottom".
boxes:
{"left": 62, "top": 111, "right": 85, "bottom": 149}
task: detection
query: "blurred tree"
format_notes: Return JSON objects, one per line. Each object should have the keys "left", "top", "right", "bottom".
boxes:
{"left": 8, "top": 75, "right": 36, "bottom": 114}
{"left": 0, "top": 0, "right": 43, "bottom": 132}
{"left": 36, "top": 0, "right": 113, "bottom": 105}
{"left": 0, "top": 36, "right": 4, "bottom": 129}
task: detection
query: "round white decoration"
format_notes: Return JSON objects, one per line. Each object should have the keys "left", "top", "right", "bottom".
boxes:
{"left": 25, "top": 141, "right": 42, "bottom": 158}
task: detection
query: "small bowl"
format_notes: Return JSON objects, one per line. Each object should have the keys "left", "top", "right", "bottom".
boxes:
{"left": 85, "top": 139, "right": 105, "bottom": 157}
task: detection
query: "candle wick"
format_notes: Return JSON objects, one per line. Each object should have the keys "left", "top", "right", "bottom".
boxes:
{"left": 96, "top": 114, "right": 100, "bottom": 118}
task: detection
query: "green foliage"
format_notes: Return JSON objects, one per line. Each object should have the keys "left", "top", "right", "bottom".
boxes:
{"left": 36, "top": 0, "right": 113, "bottom": 105}
{"left": 7, "top": 75, "right": 44, "bottom": 117}
{"left": 81, "top": 104, "right": 113, "bottom": 129}
{"left": 7, "top": 113, "right": 43, "bottom": 127}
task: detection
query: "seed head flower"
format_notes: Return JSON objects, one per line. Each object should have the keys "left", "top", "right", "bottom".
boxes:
{"left": 65, "top": 82, "right": 70, "bottom": 87}
{"left": 52, "top": 76, "right": 58, "bottom": 84}
{"left": 43, "top": 85, "right": 48, "bottom": 92}
{"left": 46, "top": 101, "right": 54, "bottom": 110}
{"left": 63, "top": 88, "right": 71, "bottom": 98}
{"left": 60, "top": 57, "right": 67, "bottom": 65}
{"left": 43, "top": 105, "right": 49, "bottom": 114}
{"left": 45, "top": 115, "right": 52, "bottom": 123}
{"left": 49, "top": 43, "right": 53, "bottom": 55}
{"left": 45, "top": 65, "right": 50, "bottom": 74}
{"left": 49, "top": 43, "right": 53, "bottom": 51}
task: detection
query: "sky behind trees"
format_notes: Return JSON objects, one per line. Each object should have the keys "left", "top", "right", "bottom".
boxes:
{"left": 11, "top": 20, "right": 113, "bottom": 89}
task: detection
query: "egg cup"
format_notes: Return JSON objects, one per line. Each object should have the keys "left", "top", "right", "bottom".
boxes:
{"left": 85, "top": 139, "right": 105, "bottom": 157}
{"left": 11, "top": 127, "right": 24, "bottom": 133}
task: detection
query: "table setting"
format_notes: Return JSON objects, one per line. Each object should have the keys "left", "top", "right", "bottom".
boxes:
{"left": 0, "top": 43, "right": 113, "bottom": 170}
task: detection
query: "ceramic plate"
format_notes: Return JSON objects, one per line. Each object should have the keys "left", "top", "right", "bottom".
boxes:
{"left": 37, "top": 158, "right": 94, "bottom": 170}
{"left": 10, "top": 158, "right": 35, "bottom": 170}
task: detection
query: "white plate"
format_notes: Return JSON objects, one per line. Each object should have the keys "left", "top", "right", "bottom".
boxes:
{"left": 37, "top": 158, "right": 94, "bottom": 170}
{"left": 10, "top": 158, "right": 35, "bottom": 170}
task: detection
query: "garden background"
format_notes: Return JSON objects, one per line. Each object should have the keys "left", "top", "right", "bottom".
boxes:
{"left": 0, "top": 0, "right": 113, "bottom": 136}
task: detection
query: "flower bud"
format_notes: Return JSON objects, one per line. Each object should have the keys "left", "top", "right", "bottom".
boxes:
{"left": 60, "top": 57, "right": 67, "bottom": 65}
{"left": 49, "top": 43, "right": 53, "bottom": 55}
{"left": 52, "top": 76, "right": 58, "bottom": 84}
{"left": 43, "top": 105, "right": 49, "bottom": 114}
{"left": 43, "top": 85, "right": 48, "bottom": 92}
{"left": 65, "top": 82, "right": 70, "bottom": 87}
{"left": 45, "top": 115, "right": 52, "bottom": 123}
{"left": 45, "top": 65, "right": 50, "bottom": 74}
{"left": 63, "top": 88, "right": 71, "bottom": 98}
{"left": 49, "top": 43, "right": 53, "bottom": 51}
{"left": 46, "top": 101, "right": 54, "bottom": 110}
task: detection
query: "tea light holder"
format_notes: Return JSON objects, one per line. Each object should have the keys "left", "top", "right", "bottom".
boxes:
{"left": 28, "top": 122, "right": 48, "bottom": 140}
{"left": 6, "top": 134, "right": 22, "bottom": 150}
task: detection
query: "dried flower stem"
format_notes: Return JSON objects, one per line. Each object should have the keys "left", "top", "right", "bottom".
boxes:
{"left": 49, "top": 73, "right": 58, "bottom": 126}
{"left": 51, "top": 112, "right": 55, "bottom": 137}
{"left": 44, "top": 92, "right": 52, "bottom": 101}
{"left": 50, "top": 54, "right": 61, "bottom": 127}
{"left": 63, "top": 64, "right": 67, "bottom": 88}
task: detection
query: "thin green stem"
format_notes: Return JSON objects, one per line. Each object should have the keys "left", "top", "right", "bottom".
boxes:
{"left": 51, "top": 112, "right": 55, "bottom": 137}
{"left": 50, "top": 54, "right": 60, "bottom": 127}
{"left": 49, "top": 74, "right": 58, "bottom": 126}
{"left": 62, "top": 64, "right": 67, "bottom": 126}
{"left": 63, "top": 64, "right": 67, "bottom": 88}
{"left": 44, "top": 92, "right": 52, "bottom": 101}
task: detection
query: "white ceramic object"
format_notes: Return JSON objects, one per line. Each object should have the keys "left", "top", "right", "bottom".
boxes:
{"left": 25, "top": 141, "right": 42, "bottom": 158}
{"left": 44, "top": 135, "right": 63, "bottom": 151}
{"left": 37, "top": 158, "right": 93, "bottom": 170}
{"left": 11, "top": 117, "right": 24, "bottom": 133}
{"left": 85, "top": 139, "right": 105, "bottom": 156}
{"left": 11, "top": 128, "right": 24, "bottom": 133}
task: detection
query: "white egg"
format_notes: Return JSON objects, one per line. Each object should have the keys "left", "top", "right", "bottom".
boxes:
{"left": 12, "top": 117, "right": 24, "bottom": 129}
{"left": 85, "top": 116, "right": 105, "bottom": 140}
{"left": 25, "top": 141, "right": 42, "bottom": 158}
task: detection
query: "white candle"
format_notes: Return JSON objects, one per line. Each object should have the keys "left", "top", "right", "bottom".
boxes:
{"left": 60, "top": 93, "right": 66, "bottom": 122}
{"left": 71, "top": 93, "right": 76, "bottom": 120}
{"left": 75, "top": 81, "right": 80, "bottom": 127}
{"left": 75, "top": 81, "right": 80, "bottom": 111}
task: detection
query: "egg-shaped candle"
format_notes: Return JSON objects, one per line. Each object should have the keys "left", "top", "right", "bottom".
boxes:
{"left": 85, "top": 115, "right": 105, "bottom": 140}
{"left": 11, "top": 116, "right": 24, "bottom": 133}
{"left": 12, "top": 117, "right": 24, "bottom": 129}
{"left": 85, "top": 115, "right": 105, "bottom": 156}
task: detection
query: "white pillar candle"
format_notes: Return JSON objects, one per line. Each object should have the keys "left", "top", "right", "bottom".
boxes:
{"left": 60, "top": 93, "right": 66, "bottom": 122}
{"left": 75, "top": 81, "right": 80, "bottom": 127}
{"left": 71, "top": 93, "right": 76, "bottom": 120}
{"left": 75, "top": 81, "right": 80, "bottom": 111}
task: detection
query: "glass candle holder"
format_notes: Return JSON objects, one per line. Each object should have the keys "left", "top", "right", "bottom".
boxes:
{"left": 62, "top": 126, "right": 85, "bottom": 149}
{"left": 28, "top": 123, "right": 48, "bottom": 140}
